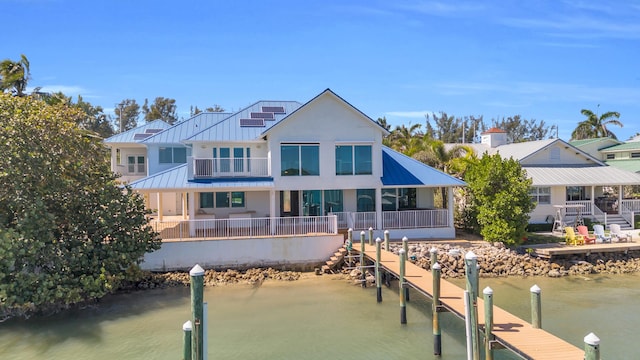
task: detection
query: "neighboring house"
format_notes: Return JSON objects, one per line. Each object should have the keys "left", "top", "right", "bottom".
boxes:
{"left": 465, "top": 129, "right": 640, "bottom": 229}
{"left": 104, "top": 120, "right": 172, "bottom": 183}
{"left": 111, "top": 89, "right": 466, "bottom": 241}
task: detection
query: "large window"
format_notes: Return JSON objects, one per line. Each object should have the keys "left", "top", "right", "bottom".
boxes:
{"left": 200, "top": 192, "right": 245, "bottom": 208}
{"left": 529, "top": 187, "right": 551, "bottom": 205}
{"left": 382, "top": 188, "right": 417, "bottom": 211}
{"left": 357, "top": 189, "right": 376, "bottom": 212}
{"left": 303, "top": 190, "right": 322, "bottom": 216}
{"left": 159, "top": 147, "right": 187, "bottom": 164}
{"left": 281, "top": 144, "right": 319, "bottom": 176}
{"left": 336, "top": 145, "right": 372, "bottom": 175}
{"left": 324, "top": 190, "right": 343, "bottom": 214}
{"left": 566, "top": 186, "right": 586, "bottom": 201}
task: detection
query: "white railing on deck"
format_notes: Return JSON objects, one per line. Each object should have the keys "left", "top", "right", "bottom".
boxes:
{"left": 382, "top": 209, "right": 449, "bottom": 229}
{"left": 353, "top": 212, "right": 377, "bottom": 230}
{"left": 621, "top": 199, "right": 640, "bottom": 213}
{"left": 191, "top": 157, "right": 269, "bottom": 178}
{"left": 565, "top": 200, "right": 592, "bottom": 215}
{"left": 151, "top": 215, "right": 337, "bottom": 241}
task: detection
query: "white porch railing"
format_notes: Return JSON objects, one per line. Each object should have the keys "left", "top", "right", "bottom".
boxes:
{"left": 621, "top": 199, "right": 640, "bottom": 213}
{"left": 382, "top": 209, "right": 449, "bottom": 229}
{"left": 331, "top": 209, "right": 450, "bottom": 231}
{"left": 151, "top": 215, "right": 337, "bottom": 241}
{"left": 565, "top": 200, "right": 592, "bottom": 215}
{"left": 190, "top": 157, "right": 270, "bottom": 178}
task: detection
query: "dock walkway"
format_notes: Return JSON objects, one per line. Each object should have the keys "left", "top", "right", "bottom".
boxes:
{"left": 356, "top": 244, "right": 584, "bottom": 359}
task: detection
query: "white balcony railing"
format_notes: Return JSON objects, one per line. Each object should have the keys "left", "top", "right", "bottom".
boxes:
{"left": 331, "top": 209, "right": 450, "bottom": 231}
{"left": 189, "top": 157, "right": 270, "bottom": 179}
{"left": 151, "top": 215, "right": 338, "bottom": 241}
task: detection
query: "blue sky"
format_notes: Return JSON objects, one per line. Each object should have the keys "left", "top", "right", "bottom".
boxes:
{"left": 4, "top": 0, "right": 640, "bottom": 141}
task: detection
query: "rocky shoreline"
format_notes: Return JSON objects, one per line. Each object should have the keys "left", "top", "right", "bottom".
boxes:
{"left": 382, "top": 241, "right": 640, "bottom": 278}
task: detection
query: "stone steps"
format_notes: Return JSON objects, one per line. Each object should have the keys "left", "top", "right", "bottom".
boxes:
{"left": 321, "top": 246, "right": 348, "bottom": 273}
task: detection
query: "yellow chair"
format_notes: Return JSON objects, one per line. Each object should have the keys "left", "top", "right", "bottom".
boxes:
{"left": 564, "top": 227, "right": 585, "bottom": 246}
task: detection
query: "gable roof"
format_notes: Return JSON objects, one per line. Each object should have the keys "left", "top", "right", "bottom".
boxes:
{"left": 599, "top": 141, "right": 640, "bottom": 152}
{"left": 104, "top": 119, "right": 172, "bottom": 144}
{"left": 604, "top": 159, "right": 640, "bottom": 173}
{"left": 381, "top": 147, "right": 466, "bottom": 187}
{"left": 569, "top": 137, "right": 621, "bottom": 148}
{"left": 142, "top": 112, "right": 231, "bottom": 144}
{"left": 262, "top": 88, "right": 391, "bottom": 137}
{"left": 185, "top": 101, "right": 302, "bottom": 143}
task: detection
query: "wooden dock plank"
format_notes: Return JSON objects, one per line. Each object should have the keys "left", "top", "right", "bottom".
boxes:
{"left": 358, "top": 244, "right": 584, "bottom": 360}
{"left": 525, "top": 242, "right": 640, "bottom": 258}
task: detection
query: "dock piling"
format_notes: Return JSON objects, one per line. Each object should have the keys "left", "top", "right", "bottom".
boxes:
{"left": 182, "top": 321, "right": 192, "bottom": 360}
{"left": 399, "top": 248, "right": 407, "bottom": 324}
{"left": 483, "top": 287, "right": 494, "bottom": 360}
{"left": 430, "top": 247, "right": 438, "bottom": 268}
{"left": 402, "top": 237, "right": 410, "bottom": 302}
{"left": 432, "top": 262, "right": 442, "bottom": 356}
{"left": 347, "top": 228, "right": 353, "bottom": 267}
{"left": 530, "top": 284, "right": 542, "bottom": 329}
{"left": 584, "top": 333, "right": 600, "bottom": 360}
{"left": 464, "top": 251, "right": 480, "bottom": 360}
{"left": 360, "top": 231, "right": 366, "bottom": 288}
{"left": 384, "top": 230, "right": 390, "bottom": 252}
{"left": 375, "top": 237, "right": 382, "bottom": 303}
{"left": 368, "top": 227, "right": 374, "bottom": 245}
{"left": 190, "top": 264, "right": 205, "bottom": 360}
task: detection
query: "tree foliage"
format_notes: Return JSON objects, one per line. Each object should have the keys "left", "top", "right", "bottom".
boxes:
{"left": 190, "top": 105, "right": 225, "bottom": 116}
{"left": 462, "top": 153, "right": 533, "bottom": 245}
{"left": 426, "top": 112, "right": 483, "bottom": 143}
{"left": 0, "top": 54, "right": 30, "bottom": 97}
{"left": 571, "top": 108, "right": 622, "bottom": 140}
{"left": 0, "top": 94, "right": 160, "bottom": 318}
{"left": 143, "top": 97, "right": 177, "bottom": 124}
{"left": 490, "top": 115, "right": 554, "bottom": 143}
{"left": 115, "top": 99, "right": 141, "bottom": 132}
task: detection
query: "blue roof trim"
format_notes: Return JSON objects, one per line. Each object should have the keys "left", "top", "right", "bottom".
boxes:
{"left": 188, "top": 177, "right": 274, "bottom": 184}
{"left": 381, "top": 147, "right": 467, "bottom": 187}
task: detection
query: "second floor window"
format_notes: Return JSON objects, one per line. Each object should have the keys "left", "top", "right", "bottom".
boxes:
{"left": 127, "top": 155, "right": 145, "bottom": 174}
{"left": 281, "top": 144, "right": 319, "bottom": 176}
{"left": 159, "top": 147, "right": 187, "bottom": 164}
{"left": 336, "top": 145, "right": 372, "bottom": 175}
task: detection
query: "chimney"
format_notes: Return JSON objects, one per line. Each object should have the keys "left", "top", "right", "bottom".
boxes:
{"left": 481, "top": 128, "right": 507, "bottom": 148}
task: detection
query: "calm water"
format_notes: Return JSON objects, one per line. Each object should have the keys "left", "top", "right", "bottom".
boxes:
{"left": 1, "top": 273, "right": 638, "bottom": 359}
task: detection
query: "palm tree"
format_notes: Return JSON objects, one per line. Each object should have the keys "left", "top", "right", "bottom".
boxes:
{"left": 571, "top": 108, "right": 622, "bottom": 140}
{"left": 0, "top": 54, "right": 30, "bottom": 96}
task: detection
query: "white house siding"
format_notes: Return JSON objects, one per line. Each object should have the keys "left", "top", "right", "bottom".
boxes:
{"left": 268, "top": 92, "right": 384, "bottom": 192}
{"left": 521, "top": 143, "right": 596, "bottom": 166}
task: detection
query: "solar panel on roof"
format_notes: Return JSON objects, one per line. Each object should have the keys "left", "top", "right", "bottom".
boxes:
{"left": 261, "top": 106, "right": 285, "bottom": 114}
{"left": 239, "top": 118, "right": 265, "bottom": 127}
{"left": 145, "top": 129, "right": 164, "bottom": 133}
{"left": 250, "top": 112, "right": 275, "bottom": 119}
{"left": 133, "top": 133, "right": 153, "bottom": 140}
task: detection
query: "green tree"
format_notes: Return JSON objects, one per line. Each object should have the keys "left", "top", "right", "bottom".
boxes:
{"left": 190, "top": 104, "right": 226, "bottom": 116}
{"left": 463, "top": 153, "right": 534, "bottom": 245}
{"left": 571, "top": 108, "right": 622, "bottom": 140}
{"left": 376, "top": 116, "right": 391, "bottom": 131}
{"left": 0, "top": 94, "right": 160, "bottom": 319}
{"left": 143, "top": 97, "right": 177, "bottom": 124}
{"left": 75, "top": 95, "right": 114, "bottom": 138}
{"left": 0, "top": 54, "right": 30, "bottom": 96}
{"left": 115, "top": 99, "right": 141, "bottom": 132}
{"left": 426, "top": 112, "right": 483, "bottom": 143}
{"left": 490, "top": 115, "right": 553, "bottom": 143}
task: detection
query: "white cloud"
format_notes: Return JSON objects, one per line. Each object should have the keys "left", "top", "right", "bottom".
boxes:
{"left": 36, "top": 85, "right": 87, "bottom": 95}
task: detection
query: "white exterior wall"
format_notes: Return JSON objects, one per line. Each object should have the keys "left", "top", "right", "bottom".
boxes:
{"left": 416, "top": 188, "right": 435, "bottom": 208}
{"left": 522, "top": 143, "right": 596, "bottom": 166}
{"left": 146, "top": 144, "right": 191, "bottom": 175}
{"left": 530, "top": 186, "right": 566, "bottom": 223}
{"left": 141, "top": 235, "right": 345, "bottom": 271}
{"left": 267, "top": 93, "right": 384, "bottom": 192}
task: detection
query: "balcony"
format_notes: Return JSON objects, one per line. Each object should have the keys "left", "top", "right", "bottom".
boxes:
{"left": 188, "top": 156, "right": 270, "bottom": 179}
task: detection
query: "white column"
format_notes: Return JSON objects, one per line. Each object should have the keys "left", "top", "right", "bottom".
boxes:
{"left": 591, "top": 186, "right": 595, "bottom": 215}
{"left": 375, "top": 187, "right": 383, "bottom": 230}
{"left": 188, "top": 191, "right": 196, "bottom": 237}
{"left": 110, "top": 147, "right": 117, "bottom": 173}
{"left": 182, "top": 192, "right": 188, "bottom": 220}
{"left": 447, "top": 187, "right": 454, "bottom": 228}
{"left": 270, "top": 189, "right": 277, "bottom": 235}
{"left": 157, "top": 192, "right": 164, "bottom": 222}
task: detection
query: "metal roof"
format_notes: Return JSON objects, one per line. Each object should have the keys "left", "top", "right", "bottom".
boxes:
{"left": 599, "top": 142, "right": 640, "bottom": 152}
{"left": 381, "top": 147, "right": 467, "bottom": 187}
{"left": 185, "top": 101, "right": 302, "bottom": 142}
{"left": 128, "top": 164, "right": 274, "bottom": 192}
{"left": 104, "top": 120, "right": 171, "bottom": 143}
{"left": 525, "top": 165, "right": 640, "bottom": 186}
{"left": 604, "top": 159, "right": 640, "bottom": 173}
{"left": 142, "top": 112, "right": 231, "bottom": 144}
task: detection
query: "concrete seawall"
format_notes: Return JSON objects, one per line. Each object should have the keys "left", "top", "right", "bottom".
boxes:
{"left": 141, "top": 234, "right": 345, "bottom": 272}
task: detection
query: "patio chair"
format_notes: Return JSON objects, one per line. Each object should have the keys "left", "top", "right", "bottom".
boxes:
{"left": 592, "top": 224, "right": 611, "bottom": 243}
{"left": 576, "top": 225, "right": 596, "bottom": 244}
{"left": 609, "top": 224, "right": 631, "bottom": 242}
{"left": 564, "top": 227, "right": 584, "bottom": 246}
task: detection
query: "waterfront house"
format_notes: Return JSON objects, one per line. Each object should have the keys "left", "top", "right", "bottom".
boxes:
{"left": 104, "top": 90, "right": 466, "bottom": 270}
{"left": 463, "top": 129, "right": 640, "bottom": 230}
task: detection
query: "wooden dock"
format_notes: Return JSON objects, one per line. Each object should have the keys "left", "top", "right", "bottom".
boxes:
{"left": 356, "top": 244, "right": 585, "bottom": 359}
{"left": 523, "top": 241, "right": 640, "bottom": 259}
